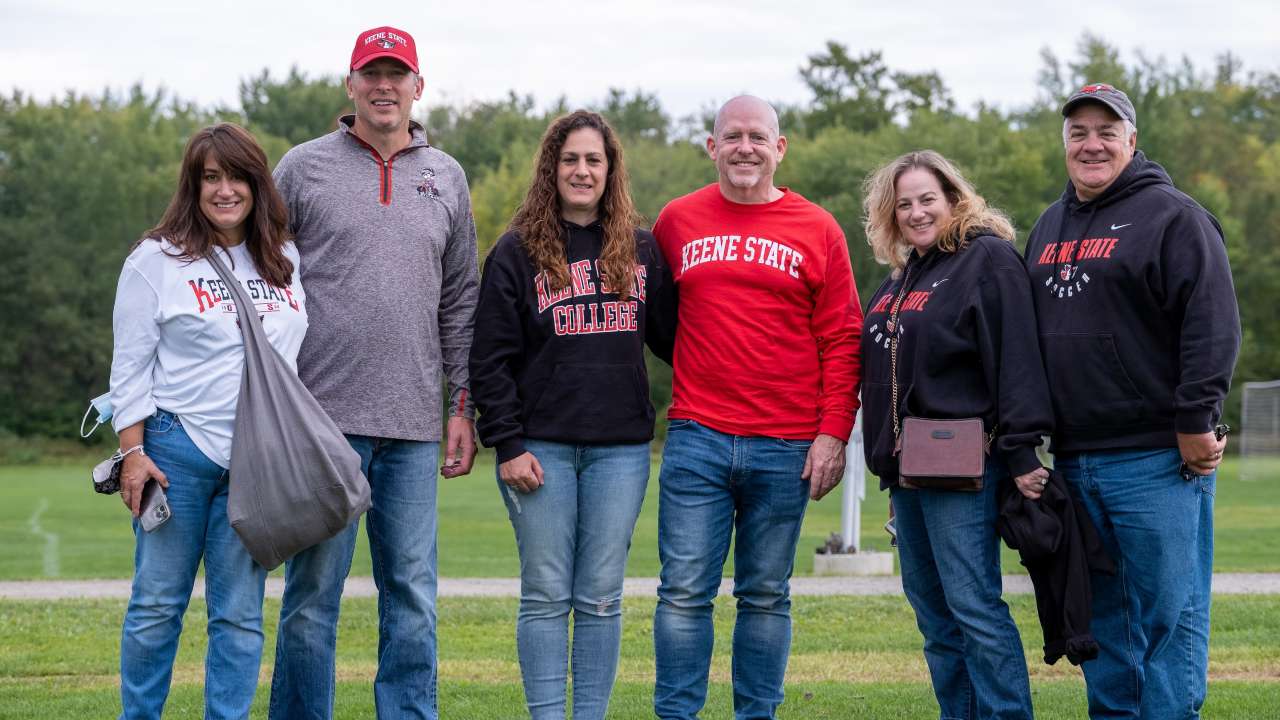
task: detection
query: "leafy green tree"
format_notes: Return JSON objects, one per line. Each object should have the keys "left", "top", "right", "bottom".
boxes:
{"left": 799, "top": 43, "right": 895, "bottom": 133}
{"left": 423, "top": 92, "right": 551, "bottom": 181}
{"left": 595, "top": 88, "right": 669, "bottom": 142}
{"left": 239, "top": 66, "right": 349, "bottom": 146}
{"left": 470, "top": 143, "right": 535, "bottom": 258}
{"left": 0, "top": 88, "right": 217, "bottom": 436}
{"left": 2, "top": 36, "right": 1277, "bottom": 441}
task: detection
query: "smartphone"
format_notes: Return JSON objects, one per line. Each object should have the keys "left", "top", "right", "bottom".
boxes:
{"left": 884, "top": 517, "right": 897, "bottom": 547}
{"left": 139, "top": 479, "right": 172, "bottom": 532}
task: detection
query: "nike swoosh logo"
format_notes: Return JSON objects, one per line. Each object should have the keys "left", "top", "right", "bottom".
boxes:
{"left": 1110, "top": 223, "right": 1132, "bottom": 230}
{"left": 932, "top": 279, "right": 949, "bottom": 288}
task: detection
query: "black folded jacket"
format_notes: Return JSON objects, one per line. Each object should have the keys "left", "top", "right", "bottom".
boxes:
{"left": 997, "top": 469, "right": 1117, "bottom": 665}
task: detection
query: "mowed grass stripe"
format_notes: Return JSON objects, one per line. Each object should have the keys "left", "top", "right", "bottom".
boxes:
{"left": 2, "top": 595, "right": 1276, "bottom": 718}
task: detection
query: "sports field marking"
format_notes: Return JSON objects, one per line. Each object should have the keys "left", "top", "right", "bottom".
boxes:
{"left": 25, "top": 498, "right": 60, "bottom": 578}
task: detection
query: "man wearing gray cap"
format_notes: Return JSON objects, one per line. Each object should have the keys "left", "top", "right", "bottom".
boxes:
{"left": 1023, "top": 83, "right": 1240, "bottom": 718}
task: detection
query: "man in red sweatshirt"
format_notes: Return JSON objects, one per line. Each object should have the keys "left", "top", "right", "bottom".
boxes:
{"left": 650, "top": 95, "right": 863, "bottom": 720}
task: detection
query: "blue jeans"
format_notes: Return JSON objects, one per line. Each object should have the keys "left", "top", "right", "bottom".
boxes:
{"left": 498, "top": 439, "right": 650, "bottom": 720}
{"left": 120, "top": 410, "right": 267, "bottom": 720}
{"left": 653, "top": 419, "right": 812, "bottom": 720}
{"left": 890, "top": 460, "right": 1032, "bottom": 720}
{"left": 270, "top": 436, "right": 440, "bottom": 720}
{"left": 1057, "top": 448, "right": 1214, "bottom": 719}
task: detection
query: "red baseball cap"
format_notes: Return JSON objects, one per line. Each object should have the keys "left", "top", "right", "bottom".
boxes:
{"left": 350, "top": 26, "right": 419, "bottom": 73}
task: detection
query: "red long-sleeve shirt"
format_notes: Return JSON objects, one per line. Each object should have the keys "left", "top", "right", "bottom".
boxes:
{"left": 653, "top": 185, "right": 863, "bottom": 440}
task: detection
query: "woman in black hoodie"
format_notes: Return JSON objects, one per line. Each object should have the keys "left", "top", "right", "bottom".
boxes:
{"left": 860, "top": 150, "right": 1053, "bottom": 719}
{"left": 469, "top": 110, "right": 675, "bottom": 720}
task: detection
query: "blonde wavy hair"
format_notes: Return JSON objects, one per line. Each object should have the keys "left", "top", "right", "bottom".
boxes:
{"left": 862, "top": 150, "right": 1015, "bottom": 275}
{"left": 509, "top": 111, "right": 640, "bottom": 300}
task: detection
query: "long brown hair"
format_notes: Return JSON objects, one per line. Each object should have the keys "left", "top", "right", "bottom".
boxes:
{"left": 509, "top": 111, "right": 640, "bottom": 299}
{"left": 144, "top": 123, "right": 294, "bottom": 287}
{"left": 863, "top": 150, "right": 1015, "bottom": 275}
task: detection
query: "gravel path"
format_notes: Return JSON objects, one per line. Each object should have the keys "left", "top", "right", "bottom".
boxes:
{"left": 3, "top": 573, "right": 1279, "bottom": 600}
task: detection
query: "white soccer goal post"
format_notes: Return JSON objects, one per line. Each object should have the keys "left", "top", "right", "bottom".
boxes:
{"left": 1240, "top": 380, "right": 1280, "bottom": 482}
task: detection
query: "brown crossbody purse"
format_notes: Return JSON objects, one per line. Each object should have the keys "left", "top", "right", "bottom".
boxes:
{"left": 887, "top": 264, "right": 991, "bottom": 491}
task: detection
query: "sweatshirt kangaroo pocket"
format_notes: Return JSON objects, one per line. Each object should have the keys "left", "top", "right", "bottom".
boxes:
{"left": 1041, "top": 333, "right": 1146, "bottom": 429}
{"left": 527, "top": 363, "right": 653, "bottom": 441}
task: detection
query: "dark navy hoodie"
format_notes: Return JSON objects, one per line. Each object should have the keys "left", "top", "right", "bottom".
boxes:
{"left": 1023, "top": 151, "right": 1240, "bottom": 453}
{"left": 861, "top": 234, "right": 1053, "bottom": 489}
{"left": 469, "top": 222, "right": 676, "bottom": 463}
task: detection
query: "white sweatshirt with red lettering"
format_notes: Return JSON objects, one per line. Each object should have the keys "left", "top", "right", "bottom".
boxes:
{"left": 653, "top": 184, "right": 863, "bottom": 440}
{"left": 109, "top": 239, "right": 308, "bottom": 467}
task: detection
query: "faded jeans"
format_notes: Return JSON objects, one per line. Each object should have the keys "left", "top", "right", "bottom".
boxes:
{"left": 498, "top": 439, "right": 650, "bottom": 720}
{"left": 1058, "top": 448, "right": 1214, "bottom": 719}
{"left": 120, "top": 409, "right": 266, "bottom": 720}
{"left": 890, "top": 460, "right": 1032, "bottom": 720}
{"left": 653, "top": 419, "right": 812, "bottom": 720}
{"left": 270, "top": 436, "right": 440, "bottom": 720}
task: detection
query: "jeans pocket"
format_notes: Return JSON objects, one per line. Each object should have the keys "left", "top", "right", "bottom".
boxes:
{"left": 1196, "top": 472, "right": 1216, "bottom": 496}
{"left": 776, "top": 437, "right": 813, "bottom": 450}
{"left": 144, "top": 410, "right": 178, "bottom": 434}
{"left": 667, "top": 418, "right": 696, "bottom": 431}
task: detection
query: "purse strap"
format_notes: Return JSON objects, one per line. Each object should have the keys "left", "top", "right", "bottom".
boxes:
{"left": 204, "top": 246, "right": 270, "bottom": 362}
{"left": 888, "top": 264, "right": 914, "bottom": 443}
{"left": 887, "top": 260, "right": 997, "bottom": 452}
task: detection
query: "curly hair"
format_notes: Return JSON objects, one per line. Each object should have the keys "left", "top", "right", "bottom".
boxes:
{"left": 509, "top": 110, "right": 640, "bottom": 300}
{"left": 143, "top": 123, "right": 294, "bottom": 287}
{"left": 863, "top": 150, "right": 1015, "bottom": 276}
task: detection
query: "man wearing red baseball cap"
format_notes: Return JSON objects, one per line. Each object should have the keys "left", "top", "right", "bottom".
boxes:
{"left": 268, "top": 25, "right": 480, "bottom": 720}
{"left": 350, "top": 26, "right": 420, "bottom": 73}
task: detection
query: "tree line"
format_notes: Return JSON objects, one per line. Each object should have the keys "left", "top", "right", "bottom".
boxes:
{"left": 1, "top": 34, "right": 1276, "bottom": 441}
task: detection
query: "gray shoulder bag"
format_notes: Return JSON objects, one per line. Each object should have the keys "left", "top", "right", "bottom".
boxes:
{"left": 207, "top": 249, "right": 371, "bottom": 569}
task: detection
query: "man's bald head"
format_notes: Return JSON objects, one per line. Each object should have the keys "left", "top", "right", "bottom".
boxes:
{"left": 713, "top": 95, "right": 780, "bottom": 139}
{"left": 706, "top": 94, "right": 787, "bottom": 203}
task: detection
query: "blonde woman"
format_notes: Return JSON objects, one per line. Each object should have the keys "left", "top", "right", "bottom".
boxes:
{"left": 859, "top": 150, "right": 1051, "bottom": 719}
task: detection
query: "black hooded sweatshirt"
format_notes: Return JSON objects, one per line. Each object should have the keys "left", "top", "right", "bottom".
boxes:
{"left": 1023, "top": 151, "right": 1241, "bottom": 453}
{"left": 469, "top": 222, "right": 677, "bottom": 463}
{"left": 861, "top": 234, "right": 1054, "bottom": 488}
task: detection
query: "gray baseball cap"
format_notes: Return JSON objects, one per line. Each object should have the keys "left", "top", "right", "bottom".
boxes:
{"left": 1062, "top": 83, "right": 1137, "bottom": 127}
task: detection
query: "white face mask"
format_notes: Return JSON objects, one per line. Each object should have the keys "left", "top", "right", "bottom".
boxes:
{"left": 81, "top": 392, "right": 113, "bottom": 438}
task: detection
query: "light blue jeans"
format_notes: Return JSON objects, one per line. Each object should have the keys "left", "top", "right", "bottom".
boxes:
{"left": 653, "top": 419, "right": 812, "bottom": 720}
{"left": 498, "top": 439, "right": 650, "bottom": 720}
{"left": 1057, "top": 448, "right": 1214, "bottom": 719}
{"left": 270, "top": 436, "right": 440, "bottom": 720}
{"left": 120, "top": 409, "right": 267, "bottom": 720}
{"left": 890, "top": 460, "right": 1032, "bottom": 720}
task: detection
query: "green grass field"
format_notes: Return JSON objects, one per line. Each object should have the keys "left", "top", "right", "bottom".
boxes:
{"left": 2, "top": 456, "right": 1278, "bottom": 581}
{"left": 0, "top": 453, "right": 895, "bottom": 581}
{"left": 2, "top": 594, "right": 1277, "bottom": 719}
{"left": 3, "top": 456, "right": 1278, "bottom": 717}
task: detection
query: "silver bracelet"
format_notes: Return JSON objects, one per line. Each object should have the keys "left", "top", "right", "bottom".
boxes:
{"left": 113, "top": 444, "right": 146, "bottom": 461}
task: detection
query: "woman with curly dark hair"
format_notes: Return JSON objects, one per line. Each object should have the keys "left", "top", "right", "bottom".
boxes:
{"left": 109, "top": 122, "right": 306, "bottom": 719}
{"left": 469, "top": 110, "right": 675, "bottom": 719}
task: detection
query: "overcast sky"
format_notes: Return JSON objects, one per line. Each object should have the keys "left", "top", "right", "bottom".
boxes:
{"left": 4, "top": 0, "right": 1277, "bottom": 120}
